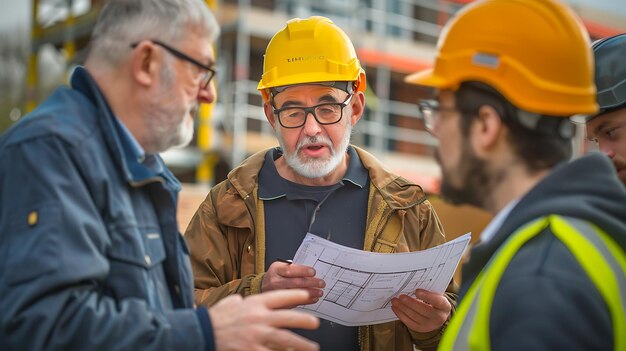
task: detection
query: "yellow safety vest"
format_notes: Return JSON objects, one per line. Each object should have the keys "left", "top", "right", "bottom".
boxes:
{"left": 438, "top": 215, "right": 626, "bottom": 351}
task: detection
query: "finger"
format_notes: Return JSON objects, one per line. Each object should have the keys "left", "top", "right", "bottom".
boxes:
{"left": 290, "top": 288, "right": 323, "bottom": 300}
{"left": 278, "top": 264, "right": 317, "bottom": 278}
{"left": 392, "top": 296, "right": 430, "bottom": 322}
{"left": 281, "top": 289, "right": 321, "bottom": 308}
{"left": 264, "top": 329, "right": 320, "bottom": 351}
{"left": 393, "top": 295, "right": 448, "bottom": 333}
{"left": 265, "top": 309, "right": 320, "bottom": 329}
{"left": 414, "top": 289, "right": 451, "bottom": 311}
{"left": 281, "top": 300, "right": 318, "bottom": 309}
{"left": 391, "top": 302, "right": 421, "bottom": 331}
{"left": 306, "top": 287, "right": 324, "bottom": 298}
{"left": 284, "top": 289, "right": 323, "bottom": 309}
{"left": 255, "top": 289, "right": 317, "bottom": 309}
{"left": 262, "top": 275, "right": 325, "bottom": 293}
{"left": 281, "top": 277, "right": 326, "bottom": 290}
{"left": 272, "top": 289, "right": 322, "bottom": 308}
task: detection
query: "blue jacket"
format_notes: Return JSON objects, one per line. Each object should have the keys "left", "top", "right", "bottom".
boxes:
{"left": 0, "top": 67, "right": 214, "bottom": 350}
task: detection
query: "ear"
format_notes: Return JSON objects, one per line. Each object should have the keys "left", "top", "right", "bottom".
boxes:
{"left": 349, "top": 91, "right": 365, "bottom": 125}
{"left": 131, "top": 42, "right": 158, "bottom": 87}
{"left": 472, "top": 104, "right": 504, "bottom": 155}
{"left": 264, "top": 102, "right": 277, "bottom": 129}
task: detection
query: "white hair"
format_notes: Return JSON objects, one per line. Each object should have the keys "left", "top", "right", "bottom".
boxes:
{"left": 88, "top": 0, "right": 219, "bottom": 67}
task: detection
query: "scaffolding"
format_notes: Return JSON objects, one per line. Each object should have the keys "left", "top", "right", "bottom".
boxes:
{"left": 25, "top": 0, "right": 103, "bottom": 113}
{"left": 22, "top": 0, "right": 626, "bottom": 189}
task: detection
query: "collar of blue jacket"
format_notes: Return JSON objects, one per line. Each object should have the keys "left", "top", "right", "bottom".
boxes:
{"left": 70, "top": 66, "right": 179, "bottom": 190}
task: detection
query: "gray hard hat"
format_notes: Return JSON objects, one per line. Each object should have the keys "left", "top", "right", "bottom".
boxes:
{"left": 593, "top": 33, "right": 626, "bottom": 116}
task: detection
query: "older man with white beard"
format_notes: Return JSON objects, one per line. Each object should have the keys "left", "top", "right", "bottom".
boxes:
{"left": 185, "top": 16, "right": 457, "bottom": 351}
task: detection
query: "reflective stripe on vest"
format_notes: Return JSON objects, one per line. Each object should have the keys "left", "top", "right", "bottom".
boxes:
{"left": 438, "top": 215, "right": 626, "bottom": 351}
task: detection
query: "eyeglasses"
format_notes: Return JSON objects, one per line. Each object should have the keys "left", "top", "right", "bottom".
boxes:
{"left": 587, "top": 122, "right": 625, "bottom": 145}
{"left": 130, "top": 40, "right": 216, "bottom": 89}
{"left": 417, "top": 99, "right": 462, "bottom": 132}
{"left": 273, "top": 94, "right": 353, "bottom": 129}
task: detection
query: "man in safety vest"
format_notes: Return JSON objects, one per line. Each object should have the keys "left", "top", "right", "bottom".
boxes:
{"left": 585, "top": 33, "right": 626, "bottom": 187}
{"left": 405, "top": 0, "right": 626, "bottom": 350}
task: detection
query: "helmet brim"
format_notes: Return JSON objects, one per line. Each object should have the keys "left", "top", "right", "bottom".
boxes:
{"left": 404, "top": 69, "right": 453, "bottom": 90}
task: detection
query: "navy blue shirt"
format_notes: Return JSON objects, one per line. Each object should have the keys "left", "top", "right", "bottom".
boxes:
{"left": 259, "top": 146, "right": 369, "bottom": 351}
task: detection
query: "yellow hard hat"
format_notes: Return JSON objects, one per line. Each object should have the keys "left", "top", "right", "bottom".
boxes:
{"left": 405, "top": 0, "right": 598, "bottom": 117}
{"left": 258, "top": 16, "right": 366, "bottom": 102}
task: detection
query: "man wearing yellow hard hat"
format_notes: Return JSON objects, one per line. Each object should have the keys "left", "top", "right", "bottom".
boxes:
{"left": 186, "top": 16, "right": 457, "bottom": 350}
{"left": 404, "top": 0, "right": 626, "bottom": 350}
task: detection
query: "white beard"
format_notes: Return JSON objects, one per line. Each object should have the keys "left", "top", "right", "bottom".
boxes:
{"left": 144, "top": 58, "right": 196, "bottom": 153}
{"left": 276, "top": 122, "right": 352, "bottom": 179}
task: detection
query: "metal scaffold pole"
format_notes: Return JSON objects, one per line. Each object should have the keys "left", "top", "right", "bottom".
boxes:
{"left": 232, "top": 0, "right": 251, "bottom": 167}
{"left": 195, "top": 0, "right": 220, "bottom": 185}
{"left": 25, "top": 0, "right": 41, "bottom": 113}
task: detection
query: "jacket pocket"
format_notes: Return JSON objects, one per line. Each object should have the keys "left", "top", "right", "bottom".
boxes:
{"left": 107, "top": 223, "right": 166, "bottom": 269}
{"left": 5, "top": 204, "right": 60, "bottom": 285}
{"left": 104, "top": 223, "right": 167, "bottom": 301}
{"left": 374, "top": 210, "right": 407, "bottom": 253}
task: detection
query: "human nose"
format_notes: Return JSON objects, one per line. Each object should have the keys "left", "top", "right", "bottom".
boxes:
{"left": 197, "top": 80, "right": 216, "bottom": 104}
{"left": 598, "top": 140, "right": 616, "bottom": 159}
{"left": 302, "top": 111, "right": 322, "bottom": 136}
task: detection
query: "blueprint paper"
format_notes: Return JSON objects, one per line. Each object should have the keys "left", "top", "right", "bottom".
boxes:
{"left": 292, "top": 233, "right": 471, "bottom": 326}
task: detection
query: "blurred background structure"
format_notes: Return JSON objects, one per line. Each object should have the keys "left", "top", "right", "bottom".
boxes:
{"left": 1, "top": 0, "right": 625, "bottom": 257}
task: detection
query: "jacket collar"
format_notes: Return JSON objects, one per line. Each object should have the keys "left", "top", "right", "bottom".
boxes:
{"left": 70, "top": 67, "right": 179, "bottom": 190}
{"left": 355, "top": 146, "right": 427, "bottom": 209}
{"left": 228, "top": 145, "right": 425, "bottom": 209}
{"left": 258, "top": 146, "right": 368, "bottom": 200}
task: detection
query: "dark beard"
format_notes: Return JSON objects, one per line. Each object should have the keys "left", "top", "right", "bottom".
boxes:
{"left": 437, "top": 139, "right": 491, "bottom": 209}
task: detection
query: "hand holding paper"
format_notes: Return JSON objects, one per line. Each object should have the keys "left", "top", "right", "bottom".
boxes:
{"left": 262, "top": 261, "right": 325, "bottom": 305}
{"left": 291, "top": 233, "right": 470, "bottom": 326}
{"left": 391, "top": 289, "right": 452, "bottom": 333}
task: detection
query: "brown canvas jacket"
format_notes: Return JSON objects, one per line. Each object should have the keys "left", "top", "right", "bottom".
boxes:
{"left": 185, "top": 146, "right": 457, "bottom": 351}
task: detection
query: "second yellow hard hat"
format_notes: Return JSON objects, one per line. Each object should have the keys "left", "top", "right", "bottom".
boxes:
{"left": 405, "top": 0, "right": 598, "bottom": 117}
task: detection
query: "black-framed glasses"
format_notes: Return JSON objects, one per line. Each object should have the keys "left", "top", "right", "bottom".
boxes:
{"left": 130, "top": 40, "right": 216, "bottom": 89}
{"left": 417, "top": 99, "right": 462, "bottom": 132}
{"left": 273, "top": 94, "right": 353, "bottom": 129}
